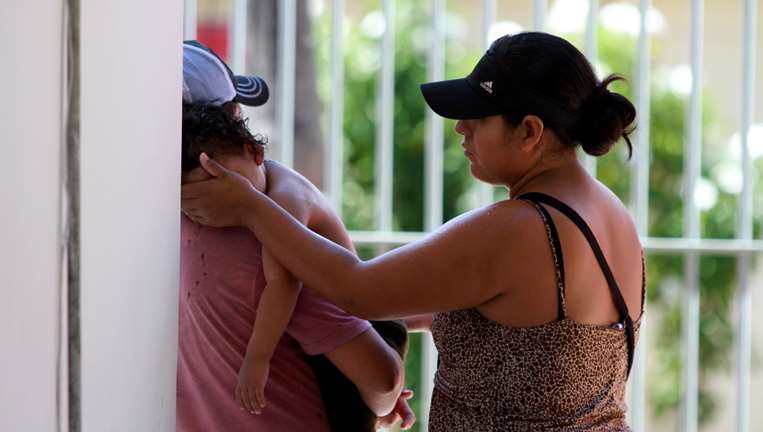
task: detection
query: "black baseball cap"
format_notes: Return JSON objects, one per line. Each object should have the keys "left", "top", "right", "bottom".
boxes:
{"left": 183, "top": 40, "right": 269, "bottom": 107}
{"left": 421, "top": 34, "right": 550, "bottom": 120}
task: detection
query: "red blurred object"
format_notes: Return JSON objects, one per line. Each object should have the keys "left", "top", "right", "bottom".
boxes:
{"left": 196, "top": 22, "right": 229, "bottom": 63}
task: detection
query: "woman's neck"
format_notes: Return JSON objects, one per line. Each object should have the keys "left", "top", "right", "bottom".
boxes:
{"left": 508, "top": 150, "right": 586, "bottom": 199}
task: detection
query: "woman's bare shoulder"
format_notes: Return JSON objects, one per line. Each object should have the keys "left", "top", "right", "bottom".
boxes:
{"left": 551, "top": 182, "right": 639, "bottom": 239}
{"left": 594, "top": 183, "right": 641, "bottom": 244}
{"left": 435, "top": 198, "right": 548, "bottom": 253}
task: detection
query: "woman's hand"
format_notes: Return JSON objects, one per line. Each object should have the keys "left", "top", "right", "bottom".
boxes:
{"left": 181, "top": 153, "right": 259, "bottom": 228}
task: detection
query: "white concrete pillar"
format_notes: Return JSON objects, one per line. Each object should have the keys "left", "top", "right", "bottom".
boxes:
{"left": 79, "top": 1, "right": 182, "bottom": 431}
{"left": 0, "top": 1, "right": 65, "bottom": 430}
{"left": 1, "top": 1, "right": 183, "bottom": 430}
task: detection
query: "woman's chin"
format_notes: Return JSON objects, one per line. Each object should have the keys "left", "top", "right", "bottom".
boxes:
{"left": 468, "top": 165, "right": 487, "bottom": 182}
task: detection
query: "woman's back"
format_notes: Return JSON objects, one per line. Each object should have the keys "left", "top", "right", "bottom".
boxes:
{"left": 428, "top": 181, "right": 644, "bottom": 431}
{"left": 476, "top": 169, "right": 643, "bottom": 330}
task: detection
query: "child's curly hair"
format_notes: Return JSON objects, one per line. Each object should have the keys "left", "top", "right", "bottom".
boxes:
{"left": 182, "top": 102, "right": 267, "bottom": 173}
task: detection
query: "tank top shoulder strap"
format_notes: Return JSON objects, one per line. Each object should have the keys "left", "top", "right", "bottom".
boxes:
{"left": 522, "top": 200, "right": 567, "bottom": 320}
{"left": 640, "top": 251, "right": 647, "bottom": 316}
{"left": 517, "top": 191, "right": 637, "bottom": 377}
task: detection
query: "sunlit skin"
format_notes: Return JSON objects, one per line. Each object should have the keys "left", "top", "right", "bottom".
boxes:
{"left": 456, "top": 114, "right": 544, "bottom": 187}
{"left": 181, "top": 113, "right": 643, "bottom": 340}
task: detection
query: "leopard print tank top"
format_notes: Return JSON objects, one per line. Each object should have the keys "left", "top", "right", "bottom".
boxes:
{"left": 428, "top": 193, "right": 644, "bottom": 431}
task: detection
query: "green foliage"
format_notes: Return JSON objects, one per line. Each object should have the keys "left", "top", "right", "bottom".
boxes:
{"left": 316, "top": 1, "right": 477, "bottom": 233}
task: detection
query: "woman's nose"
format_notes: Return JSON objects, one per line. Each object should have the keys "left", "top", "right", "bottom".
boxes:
{"left": 454, "top": 119, "right": 468, "bottom": 136}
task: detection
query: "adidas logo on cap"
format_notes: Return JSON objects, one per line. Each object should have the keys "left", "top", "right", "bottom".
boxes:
{"left": 480, "top": 81, "right": 493, "bottom": 93}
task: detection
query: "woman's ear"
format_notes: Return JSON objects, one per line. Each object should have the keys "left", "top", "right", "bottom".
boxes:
{"left": 519, "top": 115, "right": 544, "bottom": 152}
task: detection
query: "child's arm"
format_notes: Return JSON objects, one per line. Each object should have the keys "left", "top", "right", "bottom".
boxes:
{"left": 235, "top": 248, "right": 301, "bottom": 415}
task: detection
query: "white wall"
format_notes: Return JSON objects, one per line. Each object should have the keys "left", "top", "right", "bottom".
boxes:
{"left": 79, "top": 1, "right": 182, "bottom": 431}
{"left": 1, "top": 1, "right": 182, "bottom": 430}
{"left": 0, "top": 1, "right": 65, "bottom": 430}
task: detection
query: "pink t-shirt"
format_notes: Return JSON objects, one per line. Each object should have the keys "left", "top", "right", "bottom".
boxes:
{"left": 177, "top": 216, "right": 371, "bottom": 432}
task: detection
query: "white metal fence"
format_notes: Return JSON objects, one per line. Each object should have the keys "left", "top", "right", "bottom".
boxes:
{"left": 185, "top": 1, "right": 761, "bottom": 431}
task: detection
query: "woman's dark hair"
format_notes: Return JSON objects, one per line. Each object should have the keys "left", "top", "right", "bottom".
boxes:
{"left": 496, "top": 32, "right": 636, "bottom": 158}
{"left": 181, "top": 102, "right": 267, "bottom": 173}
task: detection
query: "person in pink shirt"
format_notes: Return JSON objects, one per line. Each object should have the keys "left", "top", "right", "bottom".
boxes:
{"left": 178, "top": 41, "right": 413, "bottom": 431}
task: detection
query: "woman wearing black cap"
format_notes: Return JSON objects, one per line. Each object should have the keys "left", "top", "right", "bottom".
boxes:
{"left": 182, "top": 32, "right": 644, "bottom": 431}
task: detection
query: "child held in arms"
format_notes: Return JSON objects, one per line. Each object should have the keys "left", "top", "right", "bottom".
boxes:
{"left": 178, "top": 38, "right": 412, "bottom": 432}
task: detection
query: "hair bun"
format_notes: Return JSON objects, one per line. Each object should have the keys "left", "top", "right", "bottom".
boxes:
{"left": 575, "top": 74, "right": 637, "bottom": 157}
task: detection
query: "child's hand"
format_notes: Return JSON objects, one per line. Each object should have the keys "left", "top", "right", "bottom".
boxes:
{"left": 235, "top": 355, "right": 269, "bottom": 415}
{"left": 376, "top": 389, "right": 416, "bottom": 430}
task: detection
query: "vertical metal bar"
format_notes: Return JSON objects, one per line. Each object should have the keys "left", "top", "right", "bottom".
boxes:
{"left": 421, "top": 332, "right": 438, "bottom": 431}
{"left": 735, "top": 1, "right": 756, "bottom": 431}
{"left": 230, "top": 0, "right": 247, "bottom": 73}
{"left": 184, "top": 0, "right": 197, "bottom": 40}
{"left": 481, "top": 0, "right": 495, "bottom": 48}
{"left": 425, "top": 0, "right": 444, "bottom": 233}
{"left": 685, "top": 3, "right": 703, "bottom": 246}
{"left": 628, "top": 1, "right": 651, "bottom": 430}
{"left": 376, "top": 0, "right": 395, "bottom": 231}
{"left": 682, "top": 254, "right": 700, "bottom": 432}
{"left": 233, "top": 1, "right": 259, "bottom": 139}
{"left": 629, "top": 307, "right": 648, "bottom": 432}
{"left": 582, "top": 0, "right": 598, "bottom": 176}
{"left": 735, "top": 256, "right": 752, "bottom": 432}
{"left": 738, "top": 0, "right": 756, "bottom": 245}
{"left": 584, "top": 0, "right": 598, "bottom": 64}
{"left": 632, "top": 0, "right": 652, "bottom": 247}
{"left": 533, "top": 0, "right": 546, "bottom": 32}
{"left": 478, "top": 0, "right": 495, "bottom": 207}
{"left": 277, "top": 0, "right": 296, "bottom": 167}
{"left": 681, "top": 1, "right": 703, "bottom": 431}
{"left": 421, "top": 3, "right": 445, "bottom": 428}
{"left": 327, "top": 0, "right": 345, "bottom": 214}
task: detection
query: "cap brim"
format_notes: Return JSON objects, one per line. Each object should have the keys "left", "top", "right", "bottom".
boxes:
{"left": 420, "top": 78, "right": 503, "bottom": 120}
{"left": 233, "top": 75, "right": 269, "bottom": 106}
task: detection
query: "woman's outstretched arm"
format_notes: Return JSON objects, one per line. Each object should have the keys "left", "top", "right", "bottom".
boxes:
{"left": 181, "top": 153, "right": 534, "bottom": 320}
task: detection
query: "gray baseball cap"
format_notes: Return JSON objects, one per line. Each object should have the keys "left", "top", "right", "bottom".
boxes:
{"left": 182, "top": 40, "right": 269, "bottom": 107}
